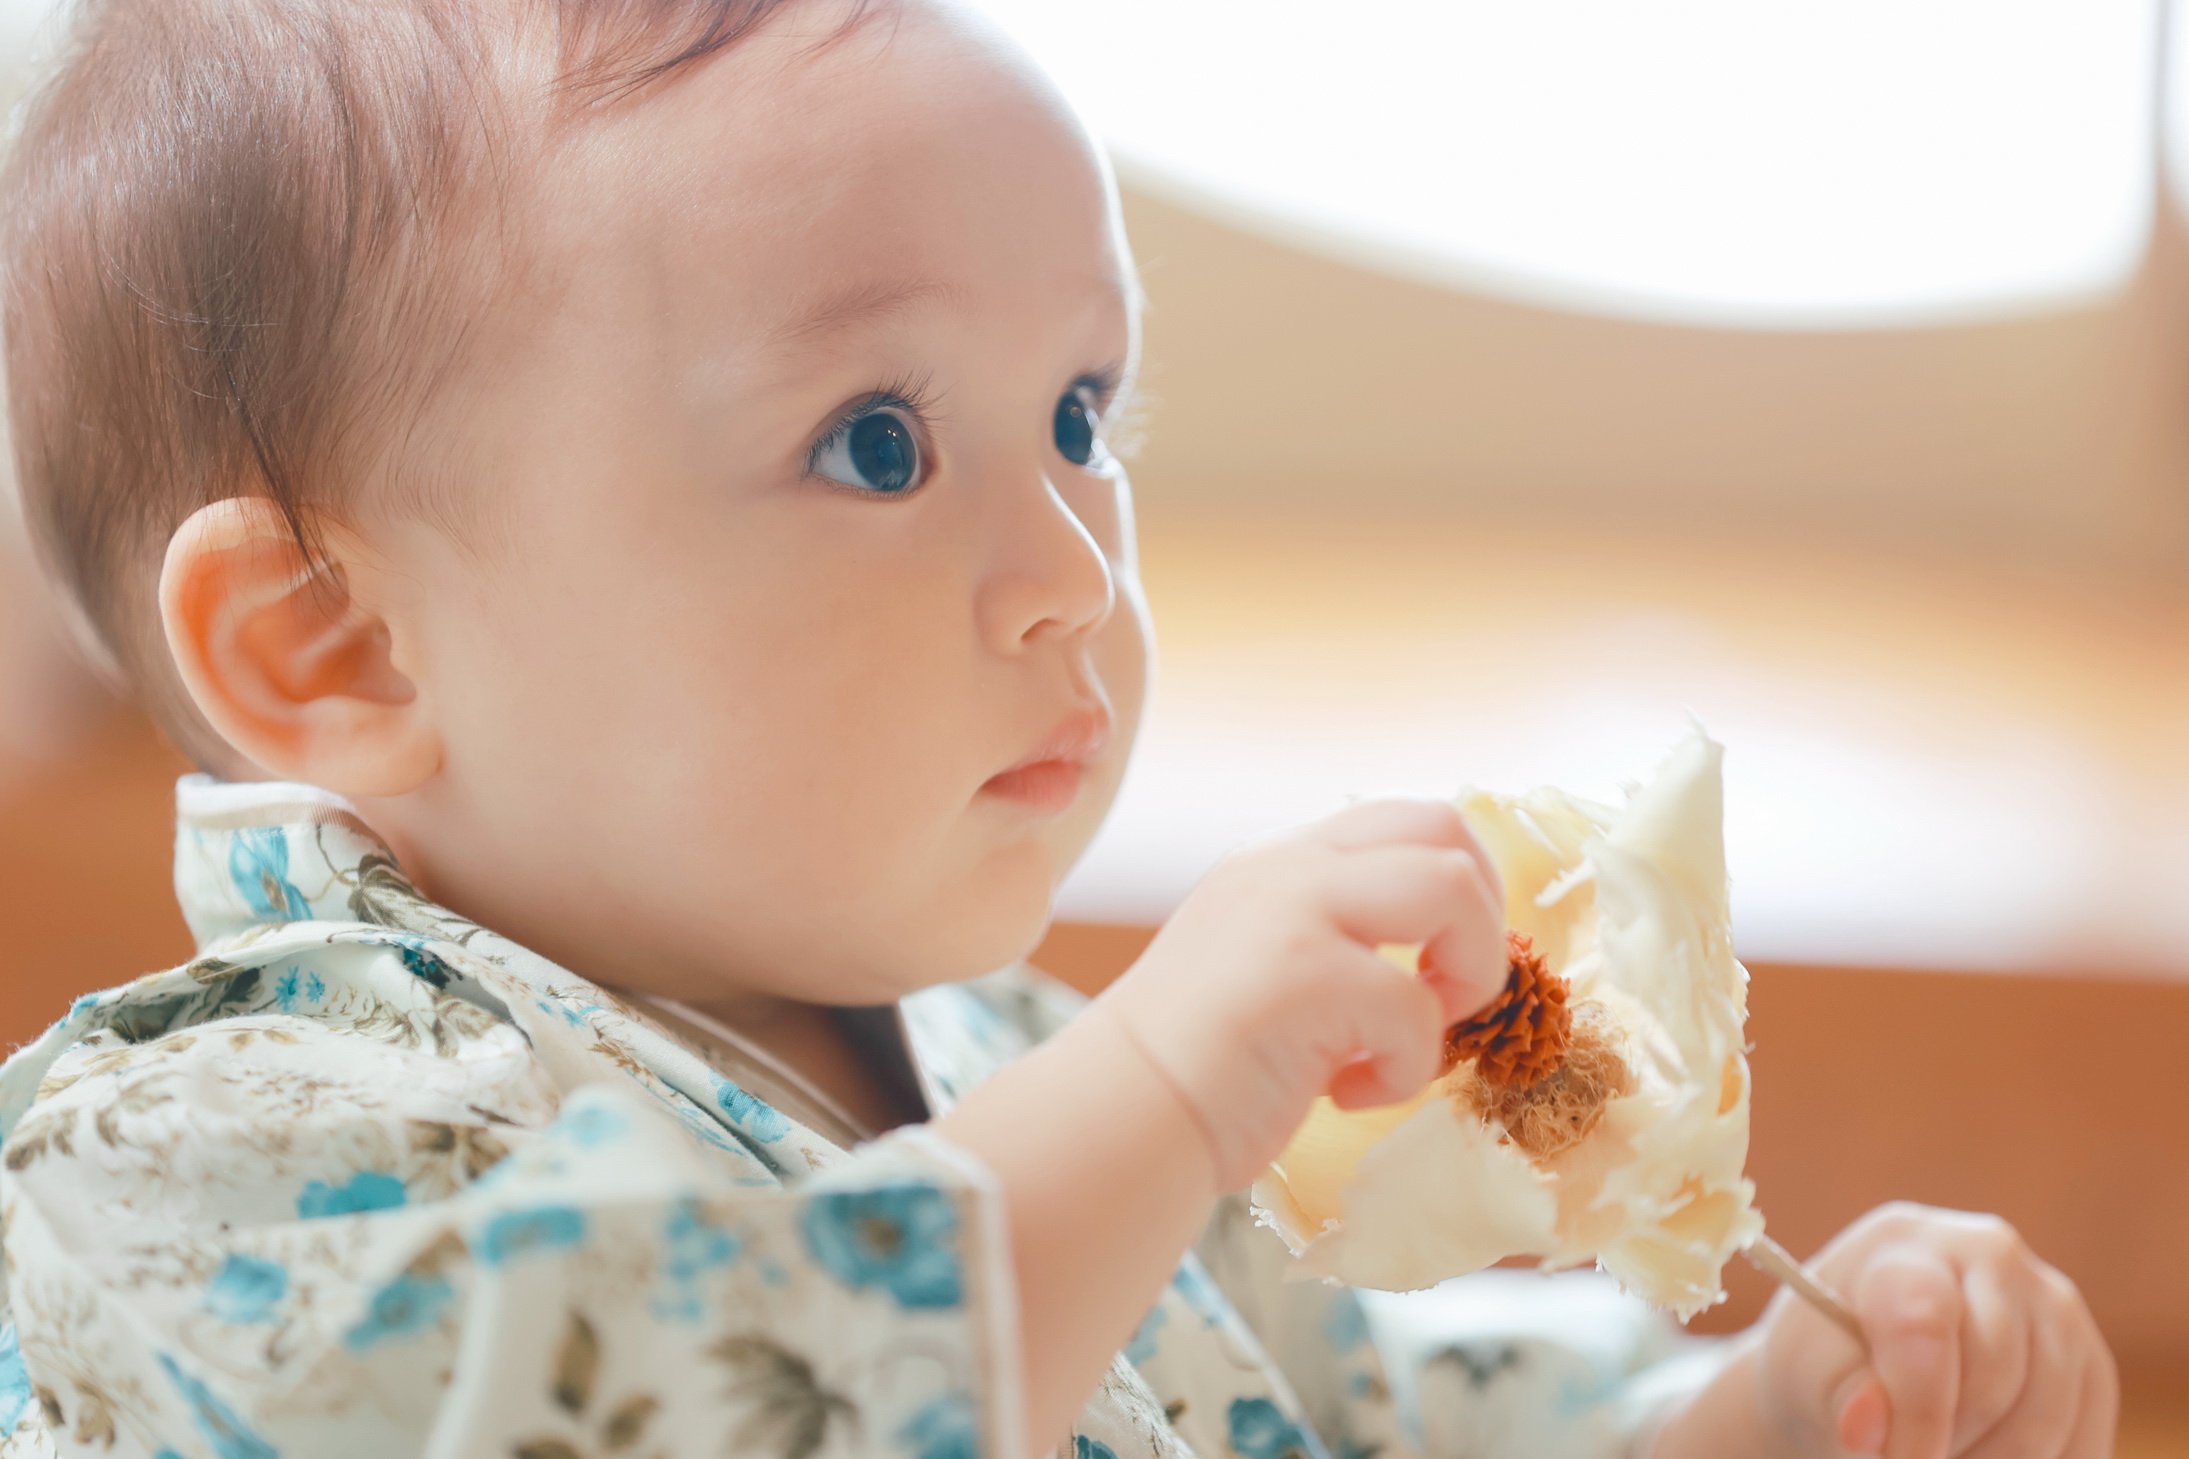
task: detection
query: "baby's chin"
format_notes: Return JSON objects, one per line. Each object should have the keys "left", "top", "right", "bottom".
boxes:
{"left": 868, "top": 837, "right": 1065, "bottom": 995}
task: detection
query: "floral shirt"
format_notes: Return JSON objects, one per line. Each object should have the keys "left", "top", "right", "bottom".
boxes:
{"left": 0, "top": 777, "right": 1716, "bottom": 1459}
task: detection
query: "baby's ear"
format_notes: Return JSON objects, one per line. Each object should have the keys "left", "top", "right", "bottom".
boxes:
{"left": 159, "top": 498, "right": 440, "bottom": 796}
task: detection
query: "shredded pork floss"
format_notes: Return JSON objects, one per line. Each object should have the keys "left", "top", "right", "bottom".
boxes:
{"left": 1252, "top": 730, "right": 1762, "bottom": 1317}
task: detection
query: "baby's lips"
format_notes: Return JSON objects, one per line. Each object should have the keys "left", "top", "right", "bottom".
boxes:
{"left": 998, "top": 704, "right": 1111, "bottom": 778}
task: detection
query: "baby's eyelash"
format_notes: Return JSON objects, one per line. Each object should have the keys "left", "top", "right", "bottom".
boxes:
{"left": 1074, "top": 365, "right": 1125, "bottom": 413}
{"left": 1078, "top": 363, "right": 1149, "bottom": 461}
{"left": 807, "top": 375, "right": 939, "bottom": 467}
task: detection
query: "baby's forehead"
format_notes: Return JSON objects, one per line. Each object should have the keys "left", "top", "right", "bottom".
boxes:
{"left": 539, "top": 0, "right": 1122, "bottom": 330}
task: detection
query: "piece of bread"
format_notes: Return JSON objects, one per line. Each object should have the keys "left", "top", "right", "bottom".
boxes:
{"left": 1251, "top": 729, "right": 1760, "bottom": 1318}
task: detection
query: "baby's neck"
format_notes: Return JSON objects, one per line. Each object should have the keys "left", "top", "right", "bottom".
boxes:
{"left": 644, "top": 986, "right": 928, "bottom": 1140}
{"left": 373, "top": 814, "right": 928, "bottom": 1138}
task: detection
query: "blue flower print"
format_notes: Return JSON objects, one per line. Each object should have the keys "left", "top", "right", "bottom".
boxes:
{"left": 478, "top": 1205, "right": 587, "bottom": 1265}
{"left": 156, "top": 1353, "right": 280, "bottom": 1459}
{"left": 653, "top": 1199, "right": 740, "bottom": 1322}
{"left": 227, "top": 828, "right": 310, "bottom": 924}
{"left": 669, "top": 1100, "right": 743, "bottom": 1155}
{"left": 1074, "top": 1438, "right": 1117, "bottom": 1459}
{"left": 0, "top": 1326, "right": 29, "bottom": 1433}
{"left": 800, "top": 1183, "right": 961, "bottom": 1309}
{"left": 344, "top": 1272, "right": 455, "bottom": 1351}
{"left": 394, "top": 941, "right": 452, "bottom": 988}
{"left": 1227, "top": 1397, "right": 1315, "bottom": 1459}
{"left": 296, "top": 1171, "right": 407, "bottom": 1219}
{"left": 204, "top": 1254, "right": 286, "bottom": 1324}
{"left": 1321, "top": 1295, "right": 1369, "bottom": 1355}
{"left": 550, "top": 1102, "right": 627, "bottom": 1148}
{"left": 1171, "top": 1256, "right": 1228, "bottom": 1325}
{"left": 900, "top": 1392, "right": 979, "bottom": 1459}
{"left": 1124, "top": 1303, "right": 1168, "bottom": 1365}
{"left": 714, "top": 1078, "right": 791, "bottom": 1143}
{"left": 271, "top": 967, "right": 324, "bottom": 1012}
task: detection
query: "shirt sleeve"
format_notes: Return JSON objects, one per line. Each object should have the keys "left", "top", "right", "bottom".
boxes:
{"left": 0, "top": 1011, "right": 1020, "bottom": 1459}
{"left": 1193, "top": 1193, "right": 1730, "bottom": 1459}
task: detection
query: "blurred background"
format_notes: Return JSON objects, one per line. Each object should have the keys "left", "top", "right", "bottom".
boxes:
{"left": 2, "top": 0, "right": 2187, "bottom": 1445}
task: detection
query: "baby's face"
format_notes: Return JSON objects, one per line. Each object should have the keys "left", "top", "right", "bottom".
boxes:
{"left": 368, "top": 1, "right": 1147, "bottom": 1003}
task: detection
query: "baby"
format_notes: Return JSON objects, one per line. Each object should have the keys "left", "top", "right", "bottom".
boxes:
{"left": 0, "top": 1, "right": 2114, "bottom": 1456}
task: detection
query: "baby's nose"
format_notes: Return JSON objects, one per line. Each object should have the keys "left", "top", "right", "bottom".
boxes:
{"left": 974, "top": 476, "right": 1115, "bottom": 651}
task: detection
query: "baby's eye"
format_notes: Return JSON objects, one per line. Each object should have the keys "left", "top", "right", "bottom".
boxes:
{"left": 1053, "top": 385, "right": 1103, "bottom": 468}
{"left": 812, "top": 405, "right": 925, "bottom": 495}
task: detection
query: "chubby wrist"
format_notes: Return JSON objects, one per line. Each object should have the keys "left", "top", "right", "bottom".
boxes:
{"left": 933, "top": 995, "right": 1221, "bottom": 1218}
{"left": 1070, "top": 998, "right": 1226, "bottom": 1201}
{"left": 1646, "top": 1336, "right": 1807, "bottom": 1459}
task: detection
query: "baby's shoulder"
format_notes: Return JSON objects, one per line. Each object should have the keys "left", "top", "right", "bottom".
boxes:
{"left": 0, "top": 922, "right": 559, "bottom": 1194}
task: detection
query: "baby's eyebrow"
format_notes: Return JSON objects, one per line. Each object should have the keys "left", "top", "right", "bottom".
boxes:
{"left": 770, "top": 277, "right": 966, "bottom": 349}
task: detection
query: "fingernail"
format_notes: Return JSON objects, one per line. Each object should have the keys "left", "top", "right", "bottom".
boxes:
{"left": 1836, "top": 1379, "right": 1890, "bottom": 1456}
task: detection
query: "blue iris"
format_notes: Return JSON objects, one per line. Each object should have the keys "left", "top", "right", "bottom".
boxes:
{"left": 813, "top": 403, "right": 924, "bottom": 495}
{"left": 849, "top": 411, "right": 917, "bottom": 492}
{"left": 1054, "top": 387, "right": 1098, "bottom": 466}
{"left": 800, "top": 1183, "right": 961, "bottom": 1309}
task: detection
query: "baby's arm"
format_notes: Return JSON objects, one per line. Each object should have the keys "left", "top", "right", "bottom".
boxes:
{"left": 1652, "top": 1204, "right": 2115, "bottom": 1459}
{"left": 938, "top": 799, "right": 1510, "bottom": 1450}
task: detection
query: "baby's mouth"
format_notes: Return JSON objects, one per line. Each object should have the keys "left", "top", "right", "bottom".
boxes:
{"left": 981, "top": 707, "right": 1110, "bottom": 814}
{"left": 980, "top": 758, "right": 1086, "bottom": 812}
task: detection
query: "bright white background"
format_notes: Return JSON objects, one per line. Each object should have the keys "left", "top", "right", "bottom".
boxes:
{"left": 973, "top": 0, "right": 2159, "bottom": 328}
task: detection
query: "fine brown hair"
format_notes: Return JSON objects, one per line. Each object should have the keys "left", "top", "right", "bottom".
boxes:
{"left": 3, "top": 0, "right": 826, "bottom": 768}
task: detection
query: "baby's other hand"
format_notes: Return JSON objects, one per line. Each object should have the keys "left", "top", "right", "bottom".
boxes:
{"left": 1754, "top": 1202, "right": 2116, "bottom": 1459}
{"left": 1092, "top": 798, "right": 1508, "bottom": 1191}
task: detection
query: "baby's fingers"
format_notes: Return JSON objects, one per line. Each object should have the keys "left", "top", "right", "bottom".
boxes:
{"left": 1956, "top": 1267, "right": 2116, "bottom": 1459}
{"left": 1322, "top": 952, "right": 1448, "bottom": 1110}
{"left": 2062, "top": 1347, "right": 2120, "bottom": 1459}
{"left": 1857, "top": 1246, "right": 1965, "bottom": 1459}
{"left": 1319, "top": 843, "right": 1505, "bottom": 1021}
{"left": 1310, "top": 797, "right": 1482, "bottom": 858}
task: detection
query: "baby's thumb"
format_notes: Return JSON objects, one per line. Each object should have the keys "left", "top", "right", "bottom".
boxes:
{"left": 1836, "top": 1375, "right": 1891, "bottom": 1456}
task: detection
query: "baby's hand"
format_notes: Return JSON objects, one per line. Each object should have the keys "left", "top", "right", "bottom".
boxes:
{"left": 1748, "top": 1203, "right": 2116, "bottom": 1459}
{"left": 1091, "top": 799, "right": 1509, "bottom": 1191}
